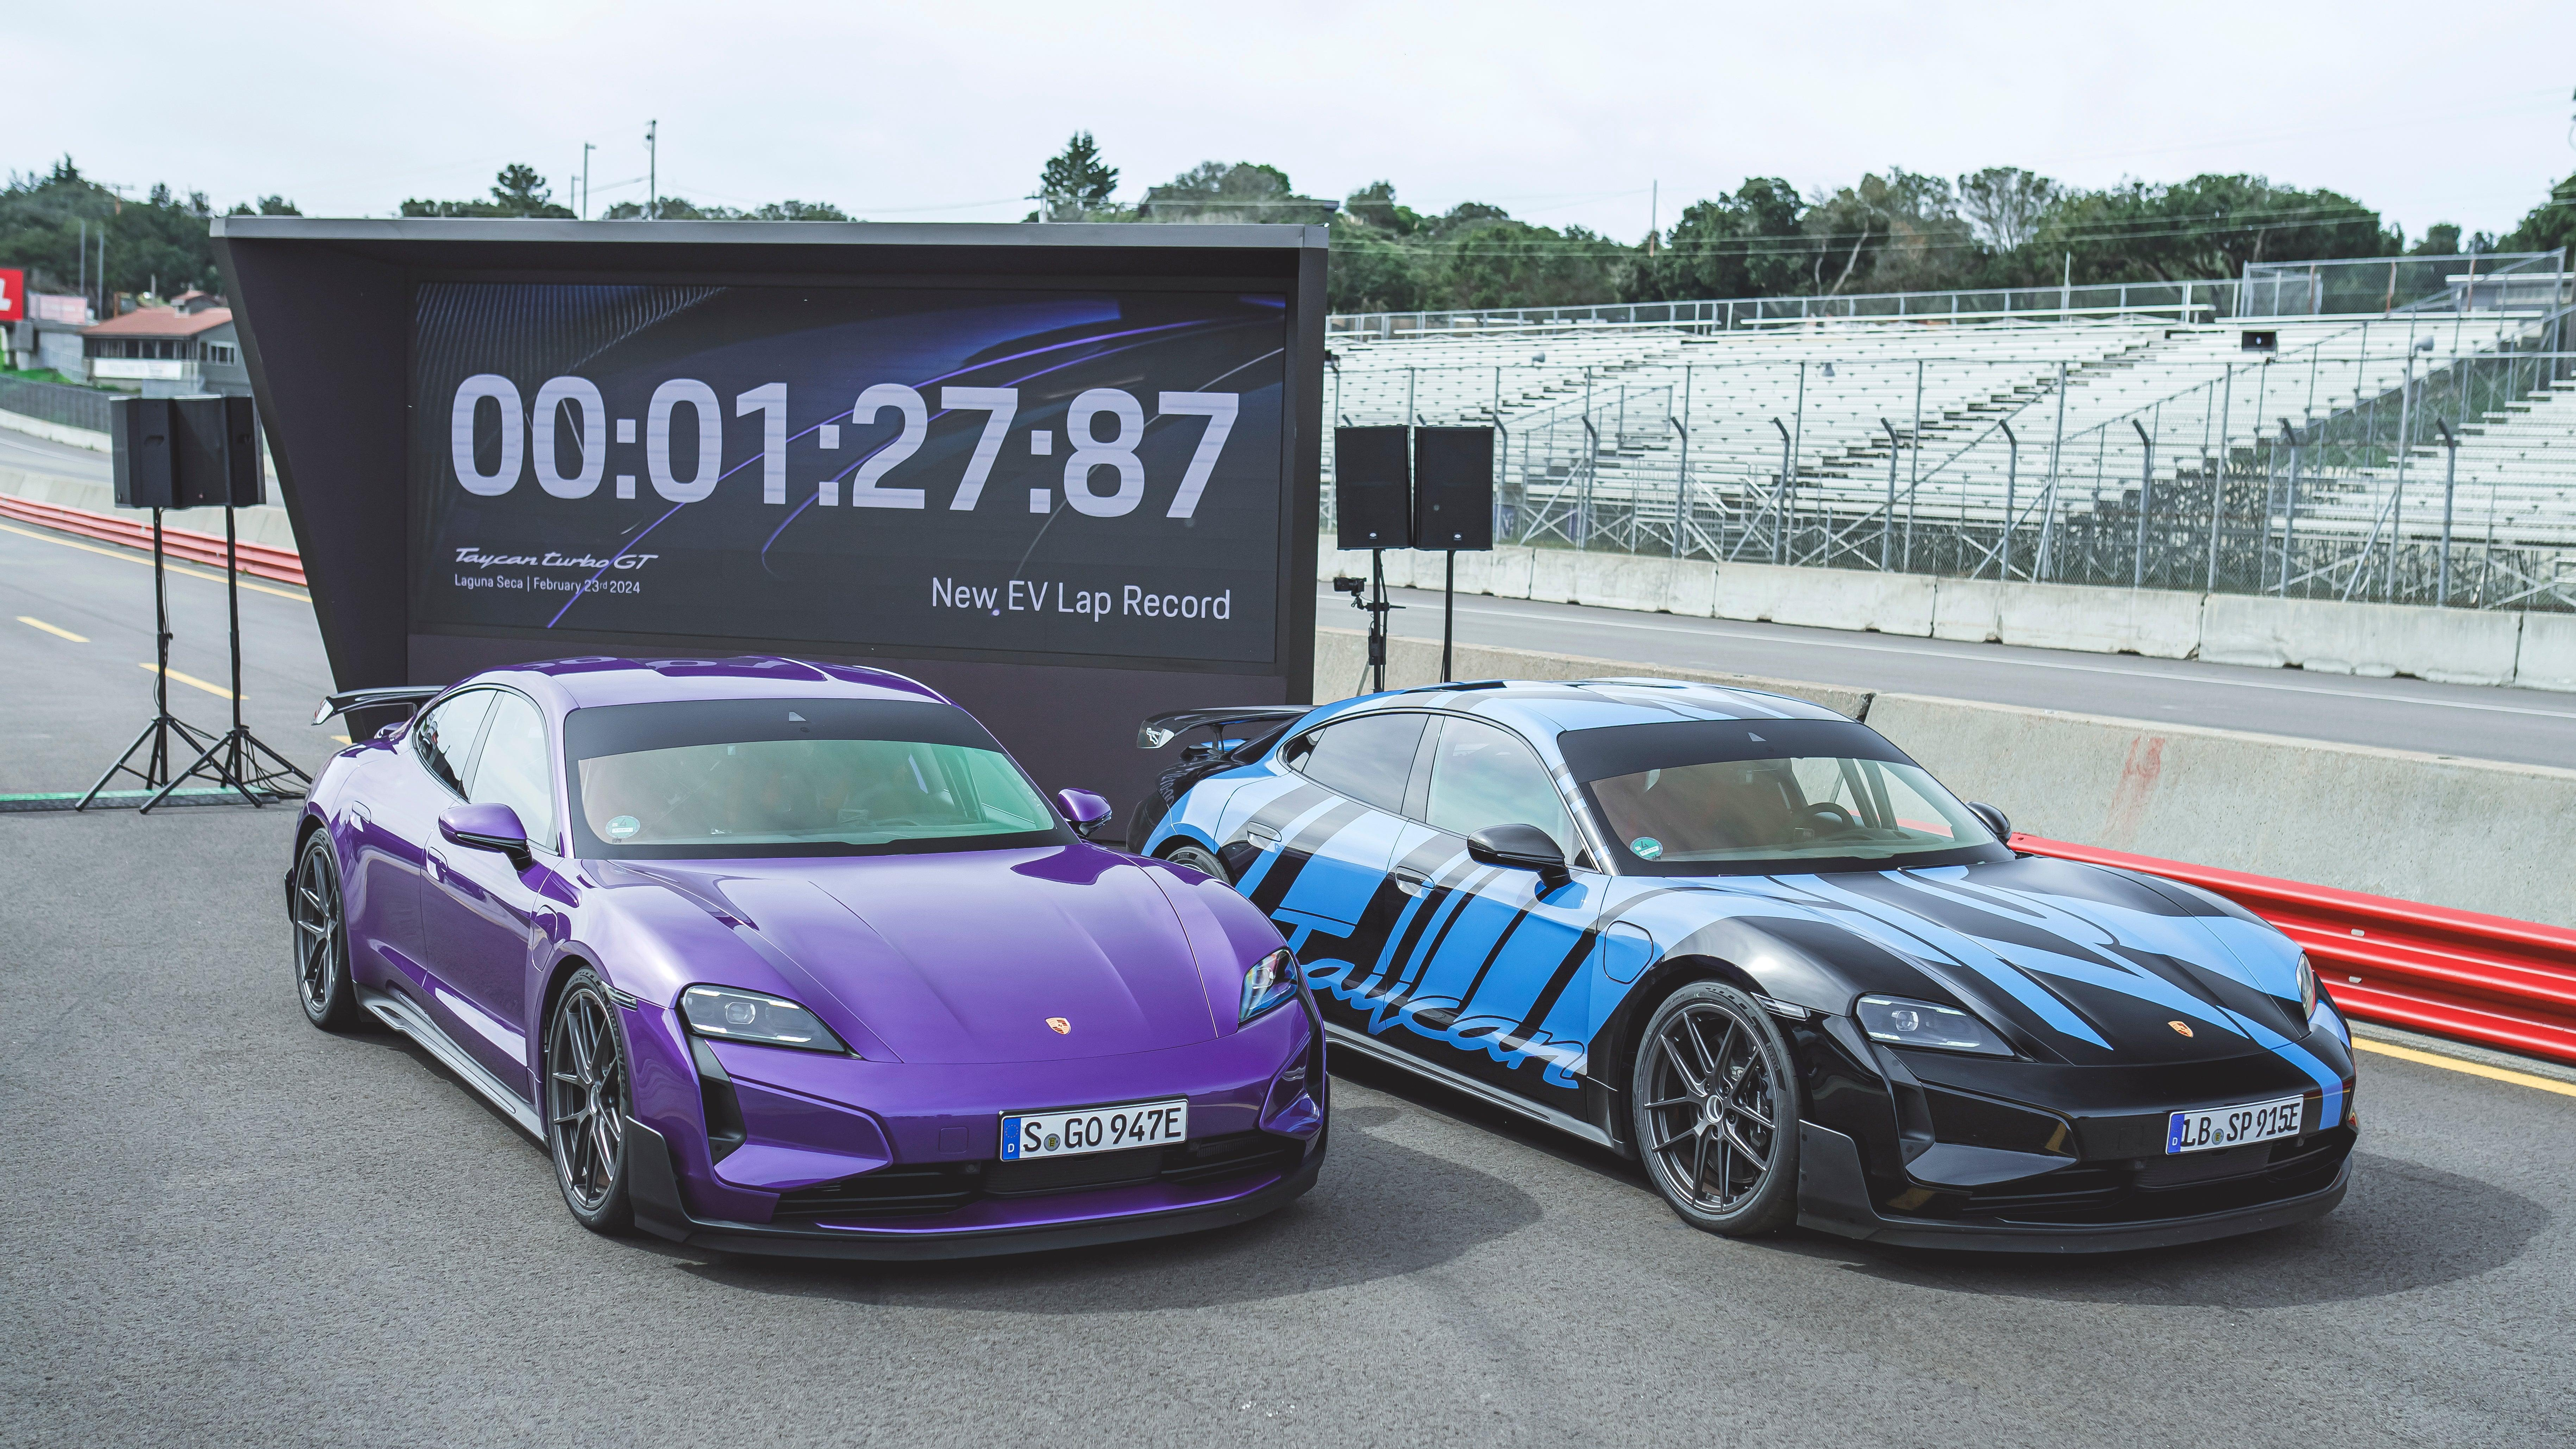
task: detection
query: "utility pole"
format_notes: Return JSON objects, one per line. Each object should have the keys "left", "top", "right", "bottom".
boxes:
{"left": 581, "top": 142, "right": 595, "bottom": 220}
{"left": 645, "top": 120, "right": 658, "bottom": 220}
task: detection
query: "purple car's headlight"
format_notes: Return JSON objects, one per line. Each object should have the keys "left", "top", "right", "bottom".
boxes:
{"left": 680, "top": 985, "right": 852, "bottom": 1055}
{"left": 1240, "top": 948, "right": 1299, "bottom": 1024}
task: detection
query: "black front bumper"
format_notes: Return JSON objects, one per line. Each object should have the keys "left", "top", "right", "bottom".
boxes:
{"left": 1793, "top": 1121, "right": 2350, "bottom": 1254}
{"left": 622, "top": 1119, "right": 1324, "bottom": 1261}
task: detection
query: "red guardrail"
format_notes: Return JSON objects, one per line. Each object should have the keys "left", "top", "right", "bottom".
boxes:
{"left": 0, "top": 493, "right": 305, "bottom": 587}
{"left": 2011, "top": 833, "right": 2576, "bottom": 1066}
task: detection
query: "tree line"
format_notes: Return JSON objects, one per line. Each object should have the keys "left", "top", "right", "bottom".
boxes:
{"left": 5, "top": 142, "right": 2570, "bottom": 319}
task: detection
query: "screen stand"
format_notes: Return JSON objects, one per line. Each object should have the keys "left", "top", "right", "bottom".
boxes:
{"left": 143, "top": 505, "right": 312, "bottom": 812}
{"left": 77, "top": 509, "right": 226, "bottom": 810}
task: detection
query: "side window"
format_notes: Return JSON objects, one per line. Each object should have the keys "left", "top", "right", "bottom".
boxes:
{"left": 414, "top": 689, "right": 496, "bottom": 797}
{"left": 1288, "top": 712, "right": 1426, "bottom": 813}
{"left": 1423, "top": 718, "right": 1574, "bottom": 854}
{"left": 468, "top": 692, "right": 557, "bottom": 849}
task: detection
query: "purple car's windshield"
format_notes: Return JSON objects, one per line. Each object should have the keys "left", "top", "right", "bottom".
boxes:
{"left": 562, "top": 698, "right": 1069, "bottom": 859}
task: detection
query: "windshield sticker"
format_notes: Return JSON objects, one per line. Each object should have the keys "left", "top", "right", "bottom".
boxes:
{"left": 1629, "top": 836, "right": 1663, "bottom": 860}
{"left": 605, "top": 815, "right": 641, "bottom": 840}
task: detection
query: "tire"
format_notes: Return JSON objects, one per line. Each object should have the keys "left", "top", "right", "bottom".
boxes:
{"left": 1630, "top": 980, "right": 1801, "bottom": 1237}
{"left": 289, "top": 831, "right": 365, "bottom": 1031}
{"left": 1162, "top": 840, "right": 1232, "bottom": 885}
{"left": 545, "top": 968, "right": 635, "bottom": 1235}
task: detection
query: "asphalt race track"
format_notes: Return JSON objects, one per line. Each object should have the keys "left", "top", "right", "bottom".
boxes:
{"left": 2, "top": 511, "right": 2572, "bottom": 1447}
{"left": 1328, "top": 584, "right": 2576, "bottom": 769}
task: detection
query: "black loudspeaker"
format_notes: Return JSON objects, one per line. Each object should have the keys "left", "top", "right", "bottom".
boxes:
{"left": 171, "top": 395, "right": 264, "bottom": 508}
{"left": 1334, "top": 425, "right": 1412, "bottom": 549}
{"left": 1412, "top": 427, "right": 1494, "bottom": 551}
{"left": 110, "top": 396, "right": 179, "bottom": 509}
{"left": 2241, "top": 330, "right": 2279, "bottom": 354}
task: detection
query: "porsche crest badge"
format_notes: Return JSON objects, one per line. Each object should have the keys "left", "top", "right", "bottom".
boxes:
{"left": 2168, "top": 1020, "right": 2194, "bottom": 1037}
{"left": 1046, "top": 1017, "right": 1072, "bottom": 1035}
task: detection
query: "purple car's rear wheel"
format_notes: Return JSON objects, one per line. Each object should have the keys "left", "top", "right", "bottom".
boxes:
{"left": 546, "top": 969, "right": 634, "bottom": 1233}
{"left": 1631, "top": 982, "right": 1801, "bottom": 1237}
{"left": 290, "top": 833, "right": 363, "bottom": 1031}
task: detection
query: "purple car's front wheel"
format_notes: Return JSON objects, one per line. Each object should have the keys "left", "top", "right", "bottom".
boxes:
{"left": 546, "top": 969, "right": 634, "bottom": 1233}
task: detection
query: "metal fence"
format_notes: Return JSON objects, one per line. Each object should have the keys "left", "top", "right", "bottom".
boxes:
{"left": 0, "top": 375, "right": 114, "bottom": 434}
{"left": 1324, "top": 305, "right": 2576, "bottom": 613}
{"left": 1329, "top": 250, "right": 2571, "bottom": 339}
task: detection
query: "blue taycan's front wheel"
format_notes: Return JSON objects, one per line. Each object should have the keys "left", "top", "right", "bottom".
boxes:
{"left": 1163, "top": 841, "right": 1231, "bottom": 884}
{"left": 1632, "top": 982, "right": 1801, "bottom": 1237}
{"left": 547, "top": 969, "right": 635, "bottom": 1234}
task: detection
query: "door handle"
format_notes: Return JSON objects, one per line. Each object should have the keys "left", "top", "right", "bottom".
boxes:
{"left": 1393, "top": 868, "right": 1430, "bottom": 898}
{"left": 1245, "top": 823, "right": 1281, "bottom": 848}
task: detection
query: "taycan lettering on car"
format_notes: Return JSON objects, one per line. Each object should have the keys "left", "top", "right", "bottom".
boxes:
{"left": 290, "top": 655, "right": 1324, "bottom": 1257}
{"left": 1133, "top": 678, "right": 2355, "bottom": 1250}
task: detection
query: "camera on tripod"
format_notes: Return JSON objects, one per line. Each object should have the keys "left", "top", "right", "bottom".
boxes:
{"left": 1331, "top": 575, "right": 1366, "bottom": 597}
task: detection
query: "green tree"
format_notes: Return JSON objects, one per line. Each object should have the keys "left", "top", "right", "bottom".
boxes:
{"left": 1957, "top": 168, "right": 2062, "bottom": 254}
{"left": 400, "top": 164, "right": 576, "bottom": 218}
{"left": 1342, "top": 180, "right": 1422, "bottom": 237}
{"left": 2500, "top": 174, "right": 2575, "bottom": 255}
{"left": 1427, "top": 212, "right": 1629, "bottom": 311}
{"left": 1628, "top": 178, "right": 1806, "bottom": 300}
{"left": 1137, "top": 161, "right": 1333, "bottom": 224}
{"left": 225, "top": 195, "right": 302, "bottom": 216}
{"left": 1801, "top": 169, "right": 1973, "bottom": 295}
{"left": 1034, "top": 132, "right": 1121, "bottom": 221}
{"left": 0, "top": 159, "right": 231, "bottom": 301}
{"left": 2040, "top": 174, "right": 2393, "bottom": 283}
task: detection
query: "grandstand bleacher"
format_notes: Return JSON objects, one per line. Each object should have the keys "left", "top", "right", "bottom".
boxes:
{"left": 1323, "top": 258, "right": 2575, "bottom": 609}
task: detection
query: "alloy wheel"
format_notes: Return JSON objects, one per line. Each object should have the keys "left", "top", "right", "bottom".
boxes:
{"left": 291, "top": 845, "right": 343, "bottom": 1017}
{"left": 1639, "top": 1000, "right": 1781, "bottom": 1214}
{"left": 547, "top": 982, "right": 627, "bottom": 1216}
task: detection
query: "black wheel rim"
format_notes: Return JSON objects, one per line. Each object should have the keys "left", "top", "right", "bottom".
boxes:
{"left": 291, "top": 846, "right": 341, "bottom": 1014}
{"left": 548, "top": 985, "right": 626, "bottom": 1213}
{"left": 1641, "top": 1001, "right": 1779, "bottom": 1214}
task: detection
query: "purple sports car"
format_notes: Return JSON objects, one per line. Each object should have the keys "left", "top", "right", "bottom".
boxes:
{"left": 293, "top": 656, "right": 1325, "bottom": 1257}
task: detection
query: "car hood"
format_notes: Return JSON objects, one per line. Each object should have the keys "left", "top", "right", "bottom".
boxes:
{"left": 1705, "top": 855, "right": 2314, "bottom": 1064}
{"left": 626, "top": 845, "right": 1223, "bottom": 1064}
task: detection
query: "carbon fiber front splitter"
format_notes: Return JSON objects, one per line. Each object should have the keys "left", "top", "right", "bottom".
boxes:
{"left": 1794, "top": 1121, "right": 2350, "bottom": 1254}
{"left": 622, "top": 1119, "right": 1324, "bottom": 1261}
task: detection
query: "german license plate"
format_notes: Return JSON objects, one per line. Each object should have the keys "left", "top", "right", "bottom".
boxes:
{"left": 999, "top": 1099, "right": 1188, "bottom": 1161}
{"left": 2166, "top": 1095, "right": 2304, "bottom": 1154}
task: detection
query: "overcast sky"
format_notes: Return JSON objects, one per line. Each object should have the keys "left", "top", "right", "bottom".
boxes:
{"left": 18, "top": 1, "right": 2573, "bottom": 244}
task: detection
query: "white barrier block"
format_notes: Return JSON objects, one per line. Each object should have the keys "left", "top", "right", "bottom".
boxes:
{"left": 2207, "top": 594, "right": 2519, "bottom": 684}
{"left": 1315, "top": 626, "right": 1871, "bottom": 718}
{"left": 1578, "top": 552, "right": 1674, "bottom": 613}
{"left": 1529, "top": 550, "right": 1579, "bottom": 604}
{"left": 1932, "top": 578, "right": 2004, "bottom": 642}
{"left": 2512, "top": 612, "right": 2576, "bottom": 693}
{"left": 1485, "top": 547, "right": 1535, "bottom": 599}
{"left": 1669, "top": 561, "right": 1718, "bottom": 618}
{"left": 1993, "top": 581, "right": 2202, "bottom": 658}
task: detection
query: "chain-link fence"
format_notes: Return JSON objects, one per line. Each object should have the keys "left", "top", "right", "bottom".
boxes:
{"left": 0, "top": 375, "right": 114, "bottom": 433}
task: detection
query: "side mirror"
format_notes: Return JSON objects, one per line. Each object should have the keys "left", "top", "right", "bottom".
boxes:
{"left": 1966, "top": 801, "right": 2012, "bottom": 842}
{"left": 1056, "top": 788, "right": 1115, "bottom": 841}
{"left": 1467, "top": 824, "right": 1571, "bottom": 890}
{"left": 439, "top": 802, "right": 531, "bottom": 868}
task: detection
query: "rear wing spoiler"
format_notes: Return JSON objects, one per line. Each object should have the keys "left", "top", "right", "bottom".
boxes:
{"left": 1136, "top": 705, "right": 1310, "bottom": 751}
{"left": 312, "top": 685, "right": 444, "bottom": 726}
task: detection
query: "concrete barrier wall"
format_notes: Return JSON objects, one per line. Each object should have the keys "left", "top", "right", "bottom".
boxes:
{"left": 0, "top": 407, "right": 111, "bottom": 453}
{"left": 1317, "top": 539, "right": 2576, "bottom": 692}
{"left": 1308, "top": 625, "right": 2576, "bottom": 927}
{"left": 0, "top": 465, "right": 299, "bottom": 552}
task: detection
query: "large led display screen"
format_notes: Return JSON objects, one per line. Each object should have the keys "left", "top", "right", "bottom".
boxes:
{"left": 409, "top": 282, "right": 1287, "bottom": 667}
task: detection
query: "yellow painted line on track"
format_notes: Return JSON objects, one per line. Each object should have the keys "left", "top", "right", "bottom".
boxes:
{"left": 0, "top": 522, "right": 309, "bottom": 603}
{"left": 141, "top": 661, "right": 237, "bottom": 701}
{"left": 2354, "top": 1037, "right": 2576, "bottom": 1098}
{"left": 17, "top": 615, "right": 88, "bottom": 642}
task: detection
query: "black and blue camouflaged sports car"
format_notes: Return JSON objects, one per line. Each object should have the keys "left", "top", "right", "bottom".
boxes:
{"left": 1133, "top": 677, "right": 2357, "bottom": 1251}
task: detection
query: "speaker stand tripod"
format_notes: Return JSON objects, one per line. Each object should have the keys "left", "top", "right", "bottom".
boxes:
{"left": 76, "top": 509, "right": 226, "bottom": 810}
{"left": 142, "top": 504, "right": 311, "bottom": 812}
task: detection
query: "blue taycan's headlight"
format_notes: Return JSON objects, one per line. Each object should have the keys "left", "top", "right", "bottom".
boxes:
{"left": 679, "top": 984, "right": 851, "bottom": 1054}
{"left": 1240, "top": 948, "right": 1299, "bottom": 1024}
{"left": 1855, "top": 994, "right": 2013, "bottom": 1057}
{"left": 2298, "top": 954, "right": 2319, "bottom": 1020}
